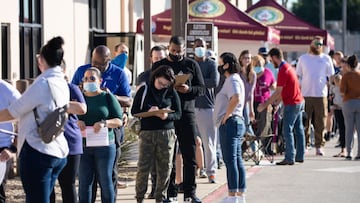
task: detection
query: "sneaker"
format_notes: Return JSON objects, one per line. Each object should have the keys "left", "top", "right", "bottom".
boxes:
{"left": 316, "top": 148, "right": 324, "bottom": 156}
{"left": 345, "top": 156, "right": 352, "bottom": 160}
{"left": 163, "top": 197, "right": 178, "bottom": 203}
{"left": 220, "top": 196, "right": 238, "bottom": 203}
{"left": 199, "top": 169, "right": 207, "bottom": 178}
{"left": 237, "top": 195, "right": 246, "bottom": 203}
{"left": 177, "top": 183, "right": 184, "bottom": 193}
{"left": 184, "top": 196, "right": 202, "bottom": 203}
{"left": 208, "top": 175, "right": 216, "bottom": 183}
{"left": 147, "top": 190, "right": 155, "bottom": 199}
{"left": 324, "top": 132, "right": 330, "bottom": 141}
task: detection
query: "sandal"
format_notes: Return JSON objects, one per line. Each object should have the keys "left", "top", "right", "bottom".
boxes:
{"left": 333, "top": 152, "right": 345, "bottom": 157}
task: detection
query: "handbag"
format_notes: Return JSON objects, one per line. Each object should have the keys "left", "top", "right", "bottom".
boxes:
{"left": 33, "top": 81, "right": 68, "bottom": 143}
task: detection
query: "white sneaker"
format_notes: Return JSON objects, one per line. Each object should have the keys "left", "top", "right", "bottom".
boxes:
{"left": 237, "top": 195, "right": 246, "bottom": 203}
{"left": 220, "top": 196, "right": 238, "bottom": 203}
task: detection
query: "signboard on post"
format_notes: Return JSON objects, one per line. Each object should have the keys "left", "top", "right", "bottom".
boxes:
{"left": 185, "top": 22, "right": 215, "bottom": 58}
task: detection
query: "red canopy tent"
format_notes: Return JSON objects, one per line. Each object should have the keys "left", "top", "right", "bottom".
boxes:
{"left": 136, "top": 0, "right": 280, "bottom": 54}
{"left": 246, "top": 0, "right": 334, "bottom": 51}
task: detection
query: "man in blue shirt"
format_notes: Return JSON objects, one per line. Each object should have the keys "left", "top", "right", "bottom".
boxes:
{"left": 71, "top": 45, "right": 131, "bottom": 202}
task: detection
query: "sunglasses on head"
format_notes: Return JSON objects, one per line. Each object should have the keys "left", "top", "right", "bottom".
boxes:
{"left": 82, "top": 76, "right": 97, "bottom": 82}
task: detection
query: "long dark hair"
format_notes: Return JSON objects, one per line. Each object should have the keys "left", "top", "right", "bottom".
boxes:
{"left": 39, "top": 36, "right": 64, "bottom": 67}
{"left": 149, "top": 65, "right": 175, "bottom": 87}
{"left": 220, "top": 52, "right": 240, "bottom": 74}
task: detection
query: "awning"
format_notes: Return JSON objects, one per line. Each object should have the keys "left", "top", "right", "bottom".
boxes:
{"left": 136, "top": 0, "right": 280, "bottom": 44}
{"left": 246, "top": 0, "right": 334, "bottom": 49}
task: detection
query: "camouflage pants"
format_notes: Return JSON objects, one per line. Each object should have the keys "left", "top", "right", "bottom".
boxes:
{"left": 135, "top": 129, "right": 176, "bottom": 202}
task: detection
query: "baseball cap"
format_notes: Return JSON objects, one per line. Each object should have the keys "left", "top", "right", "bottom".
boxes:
{"left": 258, "top": 47, "right": 268, "bottom": 55}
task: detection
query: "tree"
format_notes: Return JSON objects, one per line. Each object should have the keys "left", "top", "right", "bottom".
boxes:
{"left": 292, "top": 0, "right": 360, "bottom": 32}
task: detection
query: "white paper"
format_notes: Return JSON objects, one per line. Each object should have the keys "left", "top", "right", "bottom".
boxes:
{"left": 0, "top": 162, "right": 6, "bottom": 184}
{"left": 83, "top": 126, "right": 109, "bottom": 147}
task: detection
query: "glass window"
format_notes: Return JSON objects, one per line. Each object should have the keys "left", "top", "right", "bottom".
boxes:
{"left": 19, "top": 0, "right": 42, "bottom": 79}
{"left": 1, "top": 24, "right": 10, "bottom": 79}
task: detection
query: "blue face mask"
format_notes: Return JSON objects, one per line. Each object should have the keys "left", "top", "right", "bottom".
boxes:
{"left": 194, "top": 47, "right": 206, "bottom": 58}
{"left": 83, "top": 82, "right": 99, "bottom": 92}
{"left": 254, "top": 66, "right": 264, "bottom": 74}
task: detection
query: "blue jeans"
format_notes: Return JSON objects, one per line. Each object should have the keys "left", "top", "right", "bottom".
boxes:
{"left": 79, "top": 144, "right": 116, "bottom": 203}
{"left": 342, "top": 99, "right": 360, "bottom": 157}
{"left": 219, "top": 116, "right": 246, "bottom": 193}
{"left": 20, "top": 141, "right": 67, "bottom": 203}
{"left": 282, "top": 103, "right": 305, "bottom": 162}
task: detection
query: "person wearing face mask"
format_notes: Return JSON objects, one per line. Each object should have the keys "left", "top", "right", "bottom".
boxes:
{"left": 112, "top": 43, "right": 132, "bottom": 84}
{"left": 213, "top": 52, "right": 246, "bottom": 203}
{"left": 252, "top": 55, "right": 276, "bottom": 139}
{"left": 152, "top": 36, "right": 205, "bottom": 203}
{"left": 77, "top": 67, "right": 123, "bottom": 203}
{"left": 132, "top": 65, "right": 181, "bottom": 203}
{"left": 193, "top": 38, "right": 219, "bottom": 183}
{"left": 71, "top": 45, "right": 131, "bottom": 201}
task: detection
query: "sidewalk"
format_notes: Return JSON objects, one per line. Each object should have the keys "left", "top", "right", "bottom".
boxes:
{"left": 94, "top": 141, "right": 255, "bottom": 203}
{"left": 96, "top": 136, "right": 359, "bottom": 203}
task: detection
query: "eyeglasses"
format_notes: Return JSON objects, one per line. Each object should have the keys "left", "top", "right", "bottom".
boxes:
{"left": 82, "top": 76, "right": 97, "bottom": 82}
{"left": 315, "top": 42, "right": 323, "bottom": 46}
{"left": 156, "top": 78, "right": 170, "bottom": 88}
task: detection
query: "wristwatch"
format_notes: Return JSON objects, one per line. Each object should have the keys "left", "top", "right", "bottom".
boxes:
{"left": 101, "top": 119, "right": 107, "bottom": 127}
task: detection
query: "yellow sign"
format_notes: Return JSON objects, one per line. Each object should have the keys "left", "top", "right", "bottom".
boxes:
{"left": 249, "top": 6, "right": 284, "bottom": 25}
{"left": 189, "top": 0, "right": 226, "bottom": 18}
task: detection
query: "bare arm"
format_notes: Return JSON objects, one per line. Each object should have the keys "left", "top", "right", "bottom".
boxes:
{"left": 222, "top": 94, "right": 240, "bottom": 125}
{"left": 116, "top": 95, "right": 132, "bottom": 107}
{"left": 0, "top": 109, "right": 15, "bottom": 122}
{"left": 257, "top": 86, "right": 283, "bottom": 112}
{"left": 68, "top": 101, "right": 87, "bottom": 115}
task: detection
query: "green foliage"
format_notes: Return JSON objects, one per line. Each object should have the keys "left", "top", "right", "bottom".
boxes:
{"left": 291, "top": 0, "right": 360, "bottom": 32}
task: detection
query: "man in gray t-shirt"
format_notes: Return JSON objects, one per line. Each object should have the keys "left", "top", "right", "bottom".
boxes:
{"left": 193, "top": 38, "right": 219, "bottom": 183}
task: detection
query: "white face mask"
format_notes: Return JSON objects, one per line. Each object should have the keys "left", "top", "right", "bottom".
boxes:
{"left": 194, "top": 47, "right": 206, "bottom": 58}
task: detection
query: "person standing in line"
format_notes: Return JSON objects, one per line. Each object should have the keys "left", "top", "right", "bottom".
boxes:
{"left": 50, "top": 60, "right": 87, "bottom": 203}
{"left": 258, "top": 48, "right": 305, "bottom": 165}
{"left": 252, "top": 55, "right": 276, "bottom": 158}
{"left": 258, "top": 47, "right": 278, "bottom": 80}
{"left": 330, "top": 74, "right": 346, "bottom": 158}
{"left": 0, "top": 36, "right": 70, "bottom": 202}
{"left": 0, "top": 79, "right": 21, "bottom": 203}
{"left": 77, "top": 67, "right": 123, "bottom": 203}
{"left": 214, "top": 52, "right": 246, "bottom": 203}
{"left": 112, "top": 43, "right": 132, "bottom": 85}
{"left": 340, "top": 55, "right": 360, "bottom": 160}
{"left": 238, "top": 50, "right": 256, "bottom": 137}
{"left": 296, "top": 36, "right": 334, "bottom": 155}
{"left": 193, "top": 38, "right": 219, "bottom": 183}
{"left": 71, "top": 45, "right": 131, "bottom": 202}
{"left": 135, "top": 45, "right": 168, "bottom": 199}
{"left": 151, "top": 36, "right": 205, "bottom": 203}
{"left": 132, "top": 65, "right": 181, "bottom": 203}
{"left": 136, "top": 45, "right": 167, "bottom": 87}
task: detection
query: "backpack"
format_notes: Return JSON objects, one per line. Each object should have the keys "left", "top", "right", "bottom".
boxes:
{"left": 33, "top": 81, "right": 68, "bottom": 144}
